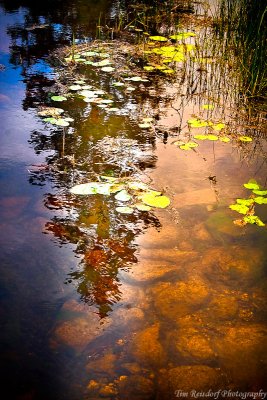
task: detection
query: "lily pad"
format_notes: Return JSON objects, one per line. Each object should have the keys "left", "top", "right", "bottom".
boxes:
{"left": 193, "top": 134, "right": 208, "bottom": 140}
{"left": 206, "top": 134, "right": 218, "bottom": 141}
{"left": 243, "top": 215, "right": 265, "bottom": 226}
{"left": 236, "top": 198, "right": 254, "bottom": 206}
{"left": 135, "top": 203, "right": 151, "bottom": 211}
{"left": 93, "top": 59, "right": 111, "bottom": 67}
{"left": 143, "top": 66, "right": 155, "bottom": 71}
{"left": 128, "top": 181, "right": 149, "bottom": 191}
{"left": 70, "top": 182, "right": 111, "bottom": 195}
{"left": 51, "top": 95, "right": 67, "bottom": 102}
{"left": 238, "top": 136, "right": 253, "bottom": 142}
{"left": 219, "top": 137, "right": 231, "bottom": 143}
{"left": 112, "top": 82, "right": 125, "bottom": 87}
{"left": 244, "top": 180, "right": 260, "bottom": 190}
{"left": 229, "top": 204, "right": 249, "bottom": 215}
{"left": 116, "top": 206, "right": 134, "bottom": 214}
{"left": 252, "top": 190, "right": 267, "bottom": 196}
{"left": 54, "top": 119, "right": 70, "bottom": 127}
{"left": 179, "top": 142, "right": 199, "bottom": 150}
{"left": 38, "top": 107, "right": 64, "bottom": 117}
{"left": 254, "top": 197, "right": 267, "bottom": 204}
{"left": 212, "top": 123, "right": 225, "bottom": 131}
{"left": 138, "top": 123, "right": 151, "bottom": 129}
{"left": 101, "top": 67, "right": 115, "bottom": 72}
{"left": 141, "top": 193, "right": 170, "bottom": 208}
{"left": 202, "top": 104, "right": 215, "bottom": 110}
{"left": 115, "top": 190, "right": 132, "bottom": 202}
{"left": 69, "top": 85, "right": 82, "bottom": 91}
{"left": 188, "top": 118, "right": 211, "bottom": 128}
{"left": 149, "top": 36, "right": 168, "bottom": 42}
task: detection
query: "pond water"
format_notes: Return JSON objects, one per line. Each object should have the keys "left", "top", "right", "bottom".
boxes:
{"left": 0, "top": 0, "right": 267, "bottom": 399}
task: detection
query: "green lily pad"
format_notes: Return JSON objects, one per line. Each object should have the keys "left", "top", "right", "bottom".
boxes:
{"left": 143, "top": 66, "right": 155, "bottom": 71}
{"left": 238, "top": 136, "right": 253, "bottom": 142}
{"left": 112, "top": 82, "right": 125, "bottom": 87}
{"left": 179, "top": 142, "right": 199, "bottom": 150}
{"left": 207, "top": 134, "right": 218, "bottom": 141}
{"left": 253, "top": 190, "right": 267, "bottom": 195}
{"left": 43, "top": 117, "right": 58, "bottom": 124}
{"left": 243, "top": 215, "right": 265, "bottom": 226}
{"left": 38, "top": 107, "right": 64, "bottom": 117}
{"left": 229, "top": 204, "right": 249, "bottom": 214}
{"left": 219, "top": 137, "right": 231, "bottom": 143}
{"left": 141, "top": 193, "right": 170, "bottom": 208}
{"left": 54, "top": 119, "right": 70, "bottom": 127}
{"left": 135, "top": 203, "right": 151, "bottom": 211}
{"left": 193, "top": 134, "right": 208, "bottom": 140}
{"left": 254, "top": 197, "right": 267, "bottom": 204}
{"left": 149, "top": 36, "right": 168, "bottom": 42}
{"left": 51, "top": 95, "right": 67, "bottom": 102}
{"left": 110, "top": 183, "right": 125, "bottom": 193}
{"left": 116, "top": 206, "right": 134, "bottom": 214}
{"left": 244, "top": 180, "right": 260, "bottom": 190}
{"left": 202, "top": 104, "right": 215, "bottom": 110}
{"left": 236, "top": 198, "right": 254, "bottom": 206}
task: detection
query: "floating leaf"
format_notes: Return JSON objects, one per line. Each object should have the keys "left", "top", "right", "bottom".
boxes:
{"left": 179, "top": 142, "right": 199, "bottom": 150}
{"left": 93, "top": 59, "right": 111, "bottom": 67}
{"left": 149, "top": 36, "right": 168, "bottom": 42}
{"left": 80, "top": 90, "right": 97, "bottom": 98}
{"left": 202, "top": 104, "right": 215, "bottom": 110}
{"left": 254, "top": 197, "right": 267, "bottom": 204}
{"left": 100, "top": 99, "right": 113, "bottom": 104}
{"left": 64, "top": 117, "right": 74, "bottom": 122}
{"left": 243, "top": 215, "right": 265, "bottom": 226}
{"left": 193, "top": 134, "right": 208, "bottom": 140}
{"left": 69, "top": 85, "right": 82, "bottom": 91}
{"left": 128, "top": 181, "right": 149, "bottom": 191}
{"left": 70, "top": 182, "right": 110, "bottom": 195}
{"left": 219, "top": 137, "right": 231, "bottom": 143}
{"left": 143, "top": 66, "right": 155, "bottom": 71}
{"left": 51, "top": 95, "right": 67, "bottom": 102}
{"left": 253, "top": 189, "right": 267, "bottom": 195}
{"left": 115, "top": 190, "right": 132, "bottom": 202}
{"left": 142, "top": 117, "right": 153, "bottom": 123}
{"left": 126, "top": 86, "right": 135, "bottom": 91}
{"left": 207, "top": 134, "right": 218, "bottom": 141}
{"left": 238, "top": 136, "right": 253, "bottom": 142}
{"left": 43, "top": 117, "right": 58, "bottom": 124}
{"left": 38, "top": 107, "right": 64, "bottom": 117}
{"left": 54, "top": 119, "right": 70, "bottom": 127}
{"left": 135, "top": 203, "right": 151, "bottom": 211}
{"left": 138, "top": 123, "right": 151, "bottom": 129}
{"left": 188, "top": 118, "right": 211, "bottom": 128}
{"left": 244, "top": 180, "right": 260, "bottom": 190}
{"left": 142, "top": 193, "right": 170, "bottom": 208}
{"left": 229, "top": 204, "right": 249, "bottom": 215}
{"left": 112, "top": 82, "right": 124, "bottom": 87}
{"left": 162, "top": 69, "right": 175, "bottom": 74}
{"left": 173, "top": 140, "right": 185, "bottom": 146}
{"left": 110, "top": 183, "right": 125, "bottom": 193}
{"left": 212, "top": 123, "right": 225, "bottom": 131}
{"left": 81, "top": 51, "right": 98, "bottom": 57}
{"left": 116, "top": 206, "right": 134, "bottom": 214}
{"left": 236, "top": 198, "right": 254, "bottom": 206}
{"left": 101, "top": 66, "right": 115, "bottom": 72}
{"left": 108, "top": 107, "right": 120, "bottom": 112}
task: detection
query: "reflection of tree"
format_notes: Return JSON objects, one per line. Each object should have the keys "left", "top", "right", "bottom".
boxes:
{"left": 43, "top": 193, "right": 161, "bottom": 317}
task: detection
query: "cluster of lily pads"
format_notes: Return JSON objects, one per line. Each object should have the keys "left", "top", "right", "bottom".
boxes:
{"left": 171, "top": 116, "right": 253, "bottom": 150}
{"left": 142, "top": 32, "right": 196, "bottom": 74}
{"left": 37, "top": 106, "right": 74, "bottom": 127}
{"left": 229, "top": 179, "right": 267, "bottom": 227}
{"left": 69, "top": 176, "right": 170, "bottom": 214}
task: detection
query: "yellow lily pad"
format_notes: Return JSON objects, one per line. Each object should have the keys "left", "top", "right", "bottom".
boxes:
{"left": 141, "top": 193, "right": 170, "bottom": 208}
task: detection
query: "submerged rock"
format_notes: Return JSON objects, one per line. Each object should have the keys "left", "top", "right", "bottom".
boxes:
{"left": 53, "top": 314, "right": 110, "bottom": 351}
{"left": 206, "top": 294, "right": 239, "bottom": 321}
{"left": 116, "top": 374, "right": 154, "bottom": 400}
{"left": 152, "top": 277, "right": 210, "bottom": 320}
{"left": 130, "top": 323, "right": 166, "bottom": 367}
{"left": 172, "top": 328, "right": 216, "bottom": 361}
{"left": 201, "top": 246, "right": 264, "bottom": 284}
{"left": 158, "top": 365, "right": 226, "bottom": 398}
{"left": 213, "top": 324, "right": 267, "bottom": 387}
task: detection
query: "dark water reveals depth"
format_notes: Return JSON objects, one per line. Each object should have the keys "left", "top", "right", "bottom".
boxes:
{"left": 0, "top": 1, "right": 267, "bottom": 399}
